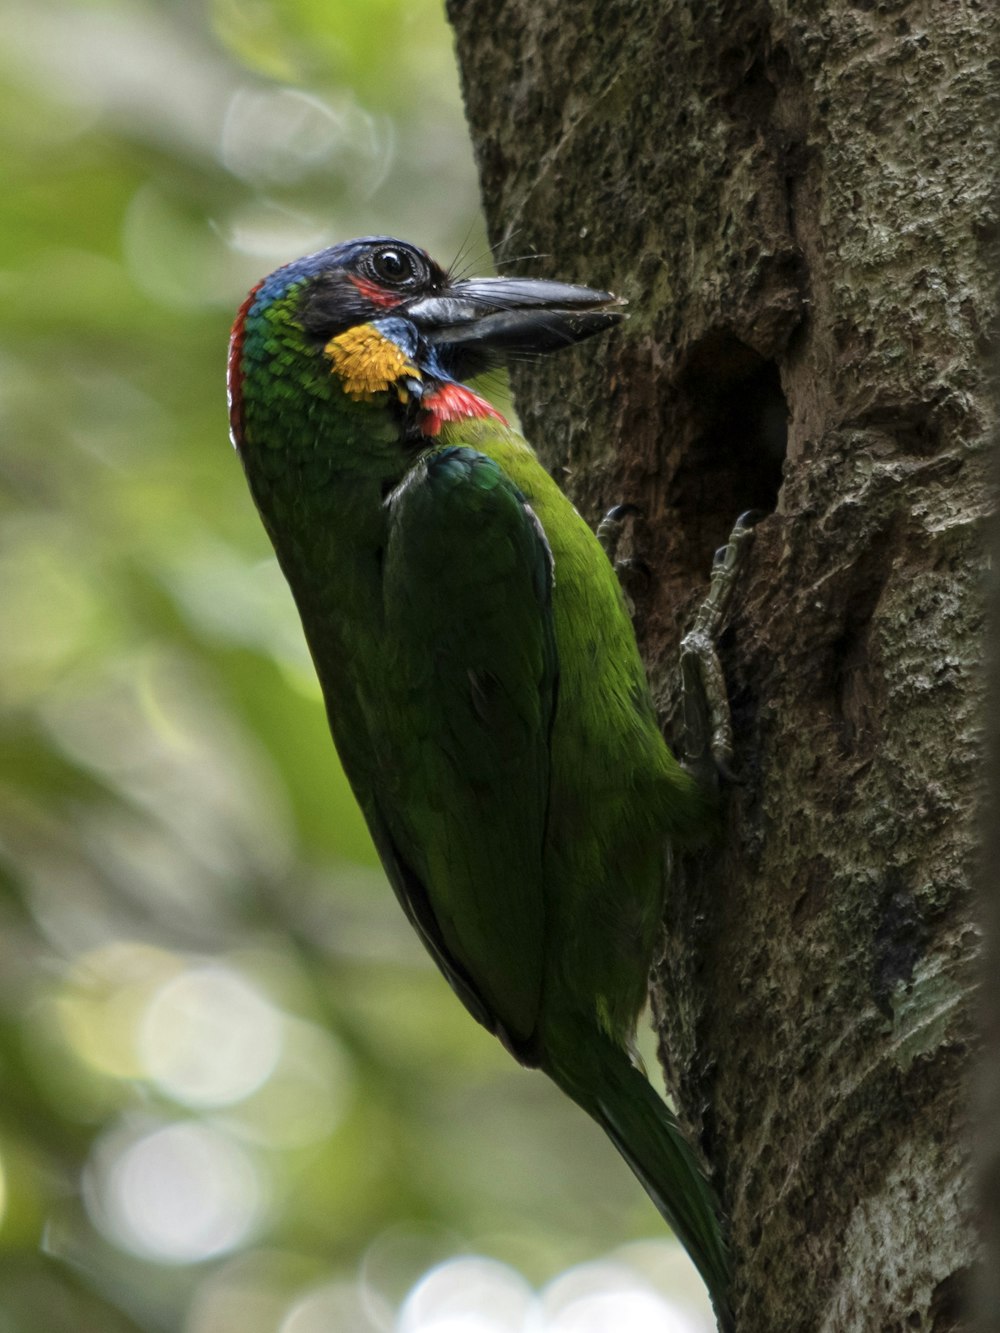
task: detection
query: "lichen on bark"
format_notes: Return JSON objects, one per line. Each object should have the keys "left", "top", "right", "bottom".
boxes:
{"left": 447, "top": 1, "right": 996, "bottom": 1329}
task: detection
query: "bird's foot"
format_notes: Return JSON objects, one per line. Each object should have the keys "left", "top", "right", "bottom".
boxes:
{"left": 680, "top": 510, "right": 760, "bottom": 787}
{"left": 597, "top": 504, "right": 649, "bottom": 614}
{"left": 596, "top": 503, "right": 638, "bottom": 565}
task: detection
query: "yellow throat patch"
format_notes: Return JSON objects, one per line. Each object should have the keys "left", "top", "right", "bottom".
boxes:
{"left": 324, "top": 324, "right": 419, "bottom": 402}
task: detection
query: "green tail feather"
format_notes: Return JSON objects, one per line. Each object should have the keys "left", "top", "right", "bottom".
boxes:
{"left": 544, "top": 1026, "right": 732, "bottom": 1331}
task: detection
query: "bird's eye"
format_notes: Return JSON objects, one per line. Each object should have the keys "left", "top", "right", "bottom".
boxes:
{"left": 371, "top": 247, "right": 418, "bottom": 284}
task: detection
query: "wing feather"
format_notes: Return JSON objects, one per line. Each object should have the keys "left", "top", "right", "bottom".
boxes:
{"left": 361, "top": 445, "right": 557, "bottom": 1048}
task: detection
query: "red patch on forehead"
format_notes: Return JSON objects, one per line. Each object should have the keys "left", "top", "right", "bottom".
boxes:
{"left": 420, "top": 383, "right": 507, "bottom": 437}
{"left": 348, "top": 274, "right": 404, "bottom": 309}
{"left": 227, "top": 279, "right": 264, "bottom": 449}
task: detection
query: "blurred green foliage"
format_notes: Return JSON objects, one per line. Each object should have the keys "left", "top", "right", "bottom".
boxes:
{"left": 0, "top": 2, "right": 711, "bottom": 1330}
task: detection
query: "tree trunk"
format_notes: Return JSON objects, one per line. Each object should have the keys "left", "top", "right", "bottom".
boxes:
{"left": 983, "top": 430, "right": 1000, "bottom": 1330}
{"left": 446, "top": 3, "right": 995, "bottom": 1329}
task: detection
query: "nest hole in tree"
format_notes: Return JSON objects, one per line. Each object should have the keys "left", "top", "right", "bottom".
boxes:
{"left": 671, "top": 332, "right": 787, "bottom": 572}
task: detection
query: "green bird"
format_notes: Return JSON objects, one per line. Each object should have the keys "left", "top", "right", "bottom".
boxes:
{"left": 228, "top": 237, "right": 731, "bottom": 1325}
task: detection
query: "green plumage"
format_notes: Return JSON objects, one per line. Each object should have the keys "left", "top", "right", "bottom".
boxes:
{"left": 230, "top": 240, "right": 730, "bottom": 1326}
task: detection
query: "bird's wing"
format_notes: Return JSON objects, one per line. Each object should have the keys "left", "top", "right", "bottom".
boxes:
{"left": 361, "top": 444, "right": 557, "bottom": 1051}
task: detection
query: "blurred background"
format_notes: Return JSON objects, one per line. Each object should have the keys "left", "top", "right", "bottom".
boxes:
{"left": 0, "top": 1, "right": 712, "bottom": 1329}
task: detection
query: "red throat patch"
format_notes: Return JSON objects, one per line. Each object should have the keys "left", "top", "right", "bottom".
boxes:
{"left": 420, "top": 383, "right": 507, "bottom": 437}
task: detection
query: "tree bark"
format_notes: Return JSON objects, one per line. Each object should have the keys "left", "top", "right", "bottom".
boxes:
{"left": 446, "top": 3, "right": 995, "bottom": 1329}
{"left": 979, "top": 186, "right": 1000, "bottom": 1333}
{"left": 982, "top": 429, "right": 1000, "bottom": 1331}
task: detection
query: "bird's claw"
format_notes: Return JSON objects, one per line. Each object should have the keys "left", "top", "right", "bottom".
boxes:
{"left": 597, "top": 503, "right": 646, "bottom": 614}
{"left": 680, "top": 511, "right": 760, "bottom": 787}
{"left": 596, "top": 503, "right": 641, "bottom": 565}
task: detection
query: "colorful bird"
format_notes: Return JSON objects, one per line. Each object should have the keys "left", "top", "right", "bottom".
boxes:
{"left": 228, "top": 237, "right": 731, "bottom": 1326}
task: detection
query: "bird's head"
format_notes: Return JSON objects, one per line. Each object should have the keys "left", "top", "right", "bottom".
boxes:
{"left": 229, "top": 236, "right": 624, "bottom": 448}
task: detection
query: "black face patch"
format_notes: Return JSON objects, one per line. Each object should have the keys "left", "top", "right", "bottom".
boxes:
{"left": 296, "top": 242, "right": 448, "bottom": 344}
{"left": 298, "top": 271, "right": 383, "bottom": 343}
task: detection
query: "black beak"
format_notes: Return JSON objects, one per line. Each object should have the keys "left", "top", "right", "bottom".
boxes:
{"left": 404, "top": 275, "right": 625, "bottom": 377}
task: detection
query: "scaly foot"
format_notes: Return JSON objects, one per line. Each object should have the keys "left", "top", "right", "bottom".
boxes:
{"left": 680, "top": 511, "right": 759, "bottom": 786}
{"left": 596, "top": 503, "right": 649, "bottom": 614}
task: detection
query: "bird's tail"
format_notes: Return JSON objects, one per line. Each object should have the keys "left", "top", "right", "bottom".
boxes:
{"left": 543, "top": 1022, "right": 732, "bottom": 1331}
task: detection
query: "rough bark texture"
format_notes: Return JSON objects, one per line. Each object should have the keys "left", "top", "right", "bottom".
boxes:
{"left": 980, "top": 222, "right": 1000, "bottom": 1327}
{"left": 982, "top": 459, "right": 1000, "bottom": 1333}
{"left": 446, "top": 3, "right": 996, "bottom": 1330}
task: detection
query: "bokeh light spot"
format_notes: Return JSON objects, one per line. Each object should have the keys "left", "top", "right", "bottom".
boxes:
{"left": 360, "top": 1223, "right": 463, "bottom": 1313}
{"left": 280, "top": 1279, "right": 389, "bottom": 1333}
{"left": 542, "top": 1260, "right": 706, "bottom": 1333}
{"left": 140, "top": 963, "right": 283, "bottom": 1108}
{"left": 221, "top": 87, "right": 341, "bottom": 184}
{"left": 397, "top": 1256, "right": 534, "bottom": 1333}
{"left": 86, "top": 1119, "right": 262, "bottom": 1263}
{"left": 547, "top": 1289, "right": 701, "bottom": 1333}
